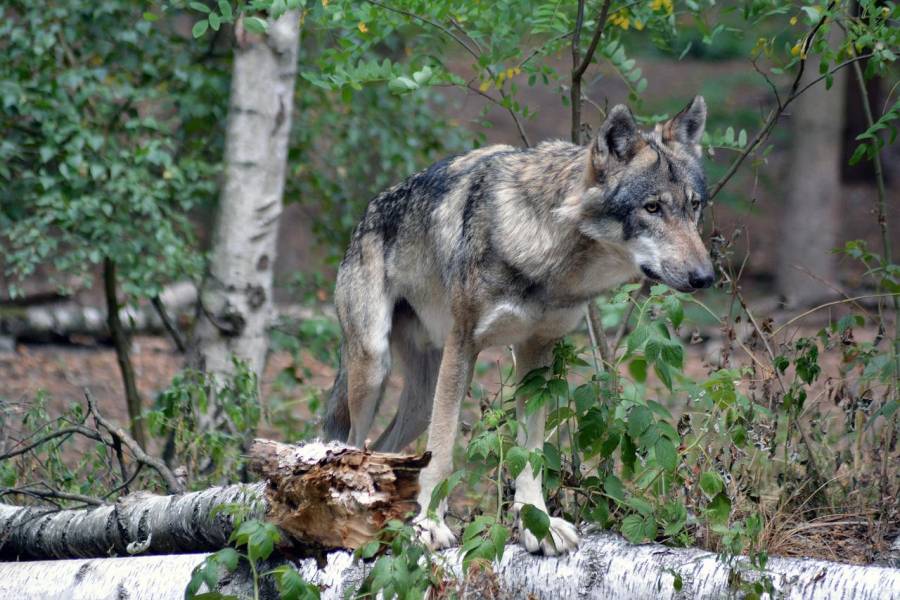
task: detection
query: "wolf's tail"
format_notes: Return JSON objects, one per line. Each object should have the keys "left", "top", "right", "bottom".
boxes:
{"left": 323, "top": 343, "right": 350, "bottom": 442}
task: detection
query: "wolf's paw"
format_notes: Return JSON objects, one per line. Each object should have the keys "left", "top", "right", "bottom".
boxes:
{"left": 413, "top": 514, "right": 456, "bottom": 550}
{"left": 518, "top": 515, "right": 579, "bottom": 556}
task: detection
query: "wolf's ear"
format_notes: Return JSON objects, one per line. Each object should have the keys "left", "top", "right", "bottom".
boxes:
{"left": 590, "top": 105, "right": 644, "bottom": 180}
{"left": 659, "top": 95, "right": 706, "bottom": 156}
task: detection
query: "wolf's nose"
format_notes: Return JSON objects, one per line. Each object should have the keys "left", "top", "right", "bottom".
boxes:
{"left": 689, "top": 269, "right": 715, "bottom": 289}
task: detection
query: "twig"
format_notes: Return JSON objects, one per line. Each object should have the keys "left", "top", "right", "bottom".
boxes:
{"left": 0, "top": 427, "right": 103, "bottom": 461}
{"left": 85, "top": 390, "right": 185, "bottom": 494}
{"left": 849, "top": 50, "right": 899, "bottom": 398}
{"left": 151, "top": 295, "right": 187, "bottom": 353}
{"left": 708, "top": 2, "right": 848, "bottom": 201}
{"left": 570, "top": 0, "right": 613, "bottom": 144}
{"left": 770, "top": 293, "right": 900, "bottom": 337}
{"left": 365, "top": 0, "right": 531, "bottom": 147}
{"left": 1, "top": 486, "right": 105, "bottom": 507}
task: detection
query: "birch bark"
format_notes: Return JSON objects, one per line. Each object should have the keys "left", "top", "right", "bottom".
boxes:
{"left": 1, "top": 533, "right": 897, "bottom": 600}
{"left": 190, "top": 11, "right": 300, "bottom": 392}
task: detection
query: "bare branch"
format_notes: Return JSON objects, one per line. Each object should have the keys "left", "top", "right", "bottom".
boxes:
{"left": 0, "top": 427, "right": 103, "bottom": 461}
{"left": 85, "top": 391, "right": 185, "bottom": 494}
{"left": 151, "top": 295, "right": 187, "bottom": 353}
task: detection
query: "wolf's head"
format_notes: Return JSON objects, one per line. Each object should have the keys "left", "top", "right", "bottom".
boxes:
{"left": 573, "top": 97, "right": 715, "bottom": 293}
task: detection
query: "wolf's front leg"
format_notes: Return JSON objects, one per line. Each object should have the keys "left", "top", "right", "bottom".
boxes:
{"left": 512, "top": 340, "right": 580, "bottom": 555}
{"left": 413, "top": 329, "right": 476, "bottom": 550}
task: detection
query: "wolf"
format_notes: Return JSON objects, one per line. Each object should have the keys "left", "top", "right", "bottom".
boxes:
{"left": 323, "top": 96, "right": 714, "bottom": 555}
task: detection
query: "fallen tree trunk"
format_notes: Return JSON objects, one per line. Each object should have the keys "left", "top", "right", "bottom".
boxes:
{"left": 0, "top": 441, "right": 428, "bottom": 560}
{"left": 0, "top": 280, "right": 332, "bottom": 344}
{"left": 1, "top": 532, "right": 897, "bottom": 600}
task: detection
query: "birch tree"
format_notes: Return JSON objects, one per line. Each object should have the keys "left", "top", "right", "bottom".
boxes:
{"left": 190, "top": 11, "right": 301, "bottom": 401}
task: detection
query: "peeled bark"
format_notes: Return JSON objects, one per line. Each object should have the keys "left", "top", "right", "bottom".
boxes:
{"left": 1, "top": 533, "right": 897, "bottom": 600}
{"left": 0, "top": 441, "right": 428, "bottom": 560}
{"left": 190, "top": 12, "right": 300, "bottom": 388}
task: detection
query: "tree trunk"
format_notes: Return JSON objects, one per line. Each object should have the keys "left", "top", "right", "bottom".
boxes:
{"left": 1, "top": 533, "right": 897, "bottom": 600}
{"left": 775, "top": 28, "right": 847, "bottom": 307}
{"left": 103, "top": 258, "right": 146, "bottom": 449}
{"left": 0, "top": 441, "right": 428, "bottom": 560}
{"left": 189, "top": 12, "right": 300, "bottom": 397}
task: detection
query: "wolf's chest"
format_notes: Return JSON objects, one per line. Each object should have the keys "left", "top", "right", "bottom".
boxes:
{"left": 472, "top": 301, "right": 584, "bottom": 348}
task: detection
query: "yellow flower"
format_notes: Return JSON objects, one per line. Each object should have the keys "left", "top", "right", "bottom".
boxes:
{"left": 789, "top": 16, "right": 797, "bottom": 25}
{"left": 358, "top": 21, "right": 368, "bottom": 33}
{"left": 610, "top": 13, "right": 630, "bottom": 30}
{"left": 479, "top": 79, "right": 491, "bottom": 92}
{"left": 322, "top": 0, "right": 328, "bottom": 6}
{"left": 790, "top": 42, "right": 802, "bottom": 57}
{"left": 634, "top": 19, "right": 644, "bottom": 30}
{"left": 651, "top": 0, "right": 673, "bottom": 14}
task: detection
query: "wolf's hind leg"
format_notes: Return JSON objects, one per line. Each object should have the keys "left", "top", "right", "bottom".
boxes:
{"left": 513, "top": 338, "right": 580, "bottom": 555}
{"left": 373, "top": 310, "right": 441, "bottom": 452}
{"left": 341, "top": 287, "right": 394, "bottom": 449}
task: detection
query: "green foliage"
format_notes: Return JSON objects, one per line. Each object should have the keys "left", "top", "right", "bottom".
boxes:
{"left": 186, "top": 507, "right": 320, "bottom": 600}
{"left": 355, "top": 520, "right": 439, "bottom": 600}
{"left": 0, "top": 0, "right": 226, "bottom": 299}
{"left": 147, "top": 358, "right": 262, "bottom": 486}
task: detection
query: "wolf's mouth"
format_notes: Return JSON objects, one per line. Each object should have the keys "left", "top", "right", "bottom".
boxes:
{"left": 640, "top": 265, "right": 661, "bottom": 281}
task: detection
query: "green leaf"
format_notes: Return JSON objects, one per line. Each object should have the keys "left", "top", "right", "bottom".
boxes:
{"left": 628, "top": 357, "right": 648, "bottom": 383}
{"left": 604, "top": 474, "right": 625, "bottom": 502}
{"left": 218, "top": 0, "right": 233, "bottom": 19}
{"left": 664, "top": 296, "right": 683, "bottom": 328}
{"left": 621, "top": 513, "right": 656, "bottom": 543}
{"left": 243, "top": 16, "right": 268, "bottom": 34}
{"left": 699, "top": 471, "right": 723, "bottom": 496}
{"left": 189, "top": 2, "right": 211, "bottom": 13}
{"left": 143, "top": 12, "right": 160, "bottom": 21}
{"left": 521, "top": 504, "right": 550, "bottom": 541}
{"left": 654, "top": 437, "right": 678, "bottom": 471}
{"left": 192, "top": 19, "right": 209, "bottom": 38}
{"left": 505, "top": 446, "right": 528, "bottom": 478}
{"left": 706, "top": 492, "right": 731, "bottom": 525}
{"left": 627, "top": 406, "right": 652, "bottom": 438}
{"left": 660, "top": 342, "right": 683, "bottom": 369}
{"left": 388, "top": 76, "right": 418, "bottom": 94}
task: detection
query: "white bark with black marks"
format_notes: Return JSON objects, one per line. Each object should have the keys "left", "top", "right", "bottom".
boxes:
{"left": 0, "top": 440, "right": 428, "bottom": 560}
{"left": 0, "top": 484, "right": 260, "bottom": 560}
{"left": 190, "top": 11, "right": 300, "bottom": 385}
{"left": 1, "top": 532, "right": 897, "bottom": 599}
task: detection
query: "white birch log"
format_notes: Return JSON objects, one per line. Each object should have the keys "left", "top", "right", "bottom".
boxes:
{"left": 189, "top": 11, "right": 301, "bottom": 386}
{"left": 0, "top": 281, "right": 196, "bottom": 342}
{"left": 1, "top": 532, "right": 897, "bottom": 600}
{"left": 0, "top": 484, "right": 261, "bottom": 560}
{"left": 0, "top": 440, "right": 428, "bottom": 560}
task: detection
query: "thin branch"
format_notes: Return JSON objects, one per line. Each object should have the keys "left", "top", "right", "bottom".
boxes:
{"left": 0, "top": 427, "right": 103, "bottom": 461}
{"left": 573, "top": 0, "right": 613, "bottom": 81}
{"left": 85, "top": 390, "right": 185, "bottom": 494}
{"left": 151, "top": 295, "right": 187, "bottom": 353}
{"left": 1, "top": 486, "right": 105, "bottom": 507}
{"left": 365, "top": 0, "right": 531, "bottom": 146}
{"left": 708, "top": 2, "right": 847, "bottom": 201}
{"left": 770, "top": 293, "right": 900, "bottom": 337}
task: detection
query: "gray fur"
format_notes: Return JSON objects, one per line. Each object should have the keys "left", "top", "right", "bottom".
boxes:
{"left": 322, "top": 97, "right": 714, "bottom": 554}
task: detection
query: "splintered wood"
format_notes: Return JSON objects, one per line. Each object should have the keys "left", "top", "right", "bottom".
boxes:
{"left": 247, "top": 439, "right": 430, "bottom": 550}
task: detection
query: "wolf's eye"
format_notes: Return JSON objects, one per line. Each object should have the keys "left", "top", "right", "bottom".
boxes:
{"left": 644, "top": 201, "right": 660, "bottom": 214}
{"left": 691, "top": 198, "right": 701, "bottom": 211}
